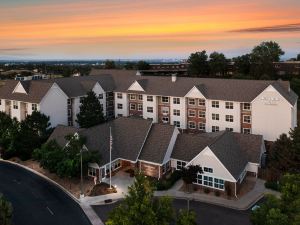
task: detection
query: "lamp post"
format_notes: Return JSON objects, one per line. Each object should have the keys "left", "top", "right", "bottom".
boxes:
{"left": 80, "top": 144, "right": 88, "bottom": 199}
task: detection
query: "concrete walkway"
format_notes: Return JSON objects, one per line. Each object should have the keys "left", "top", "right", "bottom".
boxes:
{"left": 154, "top": 179, "right": 281, "bottom": 210}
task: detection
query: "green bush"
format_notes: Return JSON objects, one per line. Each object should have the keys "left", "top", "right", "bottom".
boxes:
{"left": 156, "top": 170, "right": 182, "bottom": 191}
{"left": 204, "top": 188, "right": 210, "bottom": 194}
{"left": 265, "top": 181, "right": 280, "bottom": 191}
{"left": 214, "top": 191, "right": 220, "bottom": 197}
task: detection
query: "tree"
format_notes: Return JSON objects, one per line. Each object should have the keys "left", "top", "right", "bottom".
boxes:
{"left": 13, "top": 111, "right": 52, "bottom": 160}
{"left": 181, "top": 165, "right": 202, "bottom": 192}
{"left": 297, "top": 54, "right": 300, "bottom": 61}
{"left": 176, "top": 209, "right": 197, "bottom": 225}
{"left": 0, "top": 193, "right": 13, "bottom": 225}
{"left": 187, "top": 51, "right": 209, "bottom": 76}
{"left": 233, "top": 54, "right": 251, "bottom": 75}
{"left": 124, "top": 62, "right": 136, "bottom": 70}
{"left": 136, "top": 61, "right": 150, "bottom": 70}
{"left": 104, "top": 60, "right": 116, "bottom": 69}
{"left": 0, "top": 112, "right": 14, "bottom": 155}
{"left": 76, "top": 91, "right": 105, "bottom": 128}
{"left": 250, "top": 41, "right": 284, "bottom": 79}
{"left": 208, "top": 51, "right": 227, "bottom": 76}
{"left": 107, "top": 173, "right": 174, "bottom": 225}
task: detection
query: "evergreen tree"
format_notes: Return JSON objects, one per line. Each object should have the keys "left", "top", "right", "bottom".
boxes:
{"left": 107, "top": 173, "right": 173, "bottom": 225}
{"left": 176, "top": 209, "right": 197, "bottom": 225}
{"left": 187, "top": 51, "right": 209, "bottom": 77}
{"left": 208, "top": 51, "right": 227, "bottom": 76}
{"left": 137, "top": 61, "right": 150, "bottom": 70}
{"left": 0, "top": 193, "right": 13, "bottom": 225}
{"left": 76, "top": 91, "right": 105, "bottom": 128}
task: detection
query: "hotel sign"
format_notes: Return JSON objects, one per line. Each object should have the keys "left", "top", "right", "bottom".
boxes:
{"left": 261, "top": 96, "right": 280, "bottom": 105}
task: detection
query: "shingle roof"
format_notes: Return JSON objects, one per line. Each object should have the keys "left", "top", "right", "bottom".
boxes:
{"left": 0, "top": 80, "right": 53, "bottom": 103}
{"left": 47, "top": 125, "right": 81, "bottom": 146}
{"left": 90, "top": 69, "right": 297, "bottom": 104}
{"left": 139, "top": 124, "right": 175, "bottom": 164}
{"left": 172, "top": 131, "right": 263, "bottom": 180}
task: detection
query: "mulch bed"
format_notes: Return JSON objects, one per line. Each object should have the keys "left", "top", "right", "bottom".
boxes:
{"left": 89, "top": 182, "right": 117, "bottom": 196}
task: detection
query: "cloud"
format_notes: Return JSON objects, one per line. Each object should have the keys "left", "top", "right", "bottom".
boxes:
{"left": 230, "top": 23, "right": 300, "bottom": 33}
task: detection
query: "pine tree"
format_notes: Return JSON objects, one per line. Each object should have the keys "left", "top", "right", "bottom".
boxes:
{"left": 0, "top": 194, "right": 13, "bottom": 225}
{"left": 76, "top": 91, "right": 105, "bottom": 128}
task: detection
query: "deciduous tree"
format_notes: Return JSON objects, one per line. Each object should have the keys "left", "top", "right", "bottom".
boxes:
{"left": 176, "top": 209, "right": 197, "bottom": 225}
{"left": 187, "top": 51, "right": 209, "bottom": 77}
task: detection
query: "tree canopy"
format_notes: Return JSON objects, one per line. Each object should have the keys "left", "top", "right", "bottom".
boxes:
{"left": 76, "top": 91, "right": 105, "bottom": 128}
{"left": 208, "top": 51, "right": 227, "bottom": 76}
{"left": 137, "top": 60, "right": 151, "bottom": 70}
{"left": 176, "top": 209, "right": 197, "bottom": 225}
{"left": 0, "top": 193, "right": 13, "bottom": 225}
{"left": 104, "top": 60, "right": 116, "bottom": 69}
{"left": 187, "top": 51, "right": 209, "bottom": 76}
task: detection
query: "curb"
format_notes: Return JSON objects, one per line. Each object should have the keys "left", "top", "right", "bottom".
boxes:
{"left": 1, "top": 160, "right": 104, "bottom": 225}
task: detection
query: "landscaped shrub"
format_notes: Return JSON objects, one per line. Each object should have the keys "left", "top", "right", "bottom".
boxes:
{"left": 265, "top": 181, "right": 280, "bottom": 191}
{"left": 156, "top": 170, "right": 182, "bottom": 190}
{"left": 204, "top": 188, "right": 210, "bottom": 194}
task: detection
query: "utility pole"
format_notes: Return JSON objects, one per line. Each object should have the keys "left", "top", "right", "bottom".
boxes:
{"left": 80, "top": 144, "right": 88, "bottom": 199}
{"left": 109, "top": 126, "right": 112, "bottom": 189}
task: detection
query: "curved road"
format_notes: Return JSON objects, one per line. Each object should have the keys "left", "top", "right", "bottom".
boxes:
{"left": 0, "top": 161, "right": 91, "bottom": 225}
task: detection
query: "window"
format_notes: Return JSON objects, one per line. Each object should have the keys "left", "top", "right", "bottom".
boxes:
{"left": 243, "top": 103, "right": 251, "bottom": 111}
{"left": 138, "top": 95, "right": 143, "bottom": 101}
{"left": 225, "top": 102, "right": 233, "bottom": 109}
{"left": 162, "top": 107, "right": 169, "bottom": 114}
{"left": 98, "top": 93, "right": 103, "bottom": 99}
{"left": 162, "top": 117, "right": 169, "bottom": 123}
{"left": 173, "top": 109, "right": 180, "bottom": 116}
{"left": 212, "top": 126, "right": 219, "bottom": 132}
{"left": 130, "top": 103, "right": 136, "bottom": 110}
{"left": 129, "top": 94, "right": 136, "bottom": 100}
{"left": 161, "top": 96, "right": 169, "bottom": 103}
{"left": 67, "top": 99, "right": 71, "bottom": 105}
{"left": 199, "top": 123, "right": 206, "bottom": 131}
{"left": 32, "top": 104, "right": 37, "bottom": 111}
{"left": 212, "top": 101, "right": 219, "bottom": 108}
{"left": 88, "top": 167, "right": 97, "bottom": 177}
{"left": 80, "top": 97, "right": 85, "bottom": 104}
{"left": 225, "top": 115, "right": 233, "bottom": 122}
{"left": 204, "top": 167, "right": 213, "bottom": 173}
{"left": 188, "top": 110, "right": 196, "bottom": 117}
{"left": 196, "top": 174, "right": 202, "bottom": 184}
{"left": 147, "top": 96, "right": 153, "bottom": 102}
{"left": 243, "top": 115, "right": 251, "bottom": 123}
{"left": 243, "top": 128, "right": 251, "bottom": 134}
{"left": 117, "top": 93, "right": 122, "bottom": 99}
{"left": 214, "top": 178, "right": 224, "bottom": 189}
{"left": 198, "top": 111, "right": 205, "bottom": 118}
{"left": 68, "top": 121, "right": 73, "bottom": 126}
{"left": 12, "top": 101, "right": 18, "bottom": 109}
{"left": 117, "top": 114, "right": 123, "bottom": 117}
{"left": 111, "top": 159, "right": 121, "bottom": 170}
{"left": 203, "top": 176, "right": 213, "bottom": 187}
{"left": 188, "top": 98, "right": 195, "bottom": 105}
{"left": 188, "top": 121, "right": 196, "bottom": 129}
{"left": 198, "top": 99, "right": 205, "bottom": 106}
{"left": 212, "top": 113, "right": 219, "bottom": 120}
{"left": 147, "top": 107, "right": 153, "bottom": 113}
{"left": 173, "top": 98, "right": 180, "bottom": 104}
{"left": 226, "top": 127, "right": 233, "bottom": 132}
{"left": 117, "top": 104, "right": 123, "bottom": 109}
{"left": 138, "top": 104, "right": 143, "bottom": 111}
{"left": 176, "top": 161, "right": 186, "bottom": 170}
{"left": 68, "top": 109, "right": 71, "bottom": 117}
{"left": 174, "top": 121, "right": 180, "bottom": 128}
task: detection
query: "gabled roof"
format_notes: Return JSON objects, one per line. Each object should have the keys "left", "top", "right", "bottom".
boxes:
{"left": 139, "top": 124, "right": 175, "bottom": 164}
{"left": 172, "top": 131, "right": 263, "bottom": 179}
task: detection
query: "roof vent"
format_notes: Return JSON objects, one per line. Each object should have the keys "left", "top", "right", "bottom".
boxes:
{"left": 136, "top": 70, "right": 141, "bottom": 76}
{"left": 171, "top": 74, "right": 177, "bottom": 82}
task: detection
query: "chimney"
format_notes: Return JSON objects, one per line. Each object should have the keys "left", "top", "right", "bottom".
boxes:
{"left": 171, "top": 74, "right": 177, "bottom": 82}
{"left": 136, "top": 70, "right": 141, "bottom": 76}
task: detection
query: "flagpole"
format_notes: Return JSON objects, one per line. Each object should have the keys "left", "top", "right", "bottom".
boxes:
{"left": 109, "top": 126, "right": 112, "bottom": 189}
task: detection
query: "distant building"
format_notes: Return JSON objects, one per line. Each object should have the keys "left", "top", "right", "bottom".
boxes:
{"left": 141, "top": 63, "right": 189, "bottom": 76}
{"left": 273, "top": 61, "right": 300, "bottom": 76}
{"left": 15, "top": 74, "right": 49, "bottom": 81}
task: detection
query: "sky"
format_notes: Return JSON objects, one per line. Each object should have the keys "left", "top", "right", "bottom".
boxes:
{"left": 0, "top": 0, "right": 300, "bottom": 60}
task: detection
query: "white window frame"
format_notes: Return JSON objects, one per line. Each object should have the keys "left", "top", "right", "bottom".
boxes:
{"left": 212, "top": 113, "right": 219, "bottom": 120}
{"left": 117, "top": 93, "right": 123, "bottom": 99}
{"left": 243, "top": 128, "right": 251, "bottom": 134}
{"left": 147, "top": 96, "right": 153, "bottom": 102}
{"left": 176, "top": 160, "right": 187, "bottom": 170}
{"left": 173, "top": 109, "right": 180, "bottom": 116}
{"left": 173, "top": 98, "right": 180, "bottom": 104}
{"left": 212, "top": 126, "right": 219, "bottom": 132}
{"left": 198, "top": 122, "right": 206, "bottom": 131}
{"left": 98, "top": 93, "right": 103, "bottom": 99}
{"left": 13, "top": 101, "right": 18, "bottom": 109}
{"left": 162, "top": 107, "right": 169, "bottom": 114}
{"left": 174, "top": 121, "right": 180, "bottom": 128}
{"left": 147, "top": 107, "right": 153, "bottom": 113}
{"left": 226, "top": 127, "right": 233, "bottom": 132}
{"left": 161, "top": 96, "right": 169, "bottom": 103}
{"left": 225, "top": 102, "right": 233, "bottom": 109}
{"left": 162, "top": 117, "right": 169, "bottom": 123}
{"left": 130, "top": 103, "right": 136, "bottom": 110}
{"left": 138, "top": 95, "right": 143, "bottom": 101}
{"left": 225, "top": 115, "right": 233, "bottom": 122}
{"left": 188, "top": 121, "right": 196, "bottom": 129}
{"left": 188, "top": 109, "right": 196, "bottom": 117}
{"left": 138, "top": 104, "right": 143, "bottom": 111}
{"left": 67, "top": 99, "right": 71, "bottom": 105}
{"left": 212, "top": 101, "right": 219, "bottom": 108}
{"left": 129, "top": 94, "right": 136, "bottom": 100}
{"left": 198, "top": 99, "right": 205, "bottom": 106}
{"left": 188, "top": 98, "right": 195, "bottom": 105}
{"left": 243, "top": 115, "right": 251, "bottom": 124}
{"left": 243, "top": 103, "right": 251, "bottom": 111}
{"left": 88, "top": 167, "right": 97, "bottom": 177}
{"left": 198, "top": 111, "right": 205, "bottom": 118}
{"left": 32, "top": 103, "right": 37, "bottom": 111}
{"left": 117, "top": 104, "right": 123, "bottom": 109}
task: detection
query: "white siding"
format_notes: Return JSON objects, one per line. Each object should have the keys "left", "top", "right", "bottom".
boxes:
{"left": 252, "top": 85, "right": 294, "bottom": 141}
{"left": 92, "top": 82, "right": 107, "bottom": 116}
{"left": 40, "top": 83, "right": 68, "bottom": 127}
{"left": 162, "top": 128, "right": 180, "bottom": 164}
{"left": 114, "top": 92, "right": 128, "bottom": 117}
{"left": 143, "top": 95, "right": 158, "bottom": 122}
{"left": 170, "top": 97, "right": 186, "bottom": 129}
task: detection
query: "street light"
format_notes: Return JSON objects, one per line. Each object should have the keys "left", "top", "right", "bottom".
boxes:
{"left": 80, "top": 144, "right": 89, "bottom": 199}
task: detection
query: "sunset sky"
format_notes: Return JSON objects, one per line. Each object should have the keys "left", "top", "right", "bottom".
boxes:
{"left": 0, "top": 0, "right": 300, "bottom": 60}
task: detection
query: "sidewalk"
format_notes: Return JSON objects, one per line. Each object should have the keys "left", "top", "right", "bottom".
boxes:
{"left": 154, "top": 179, "right": 281, "bottom": 210}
